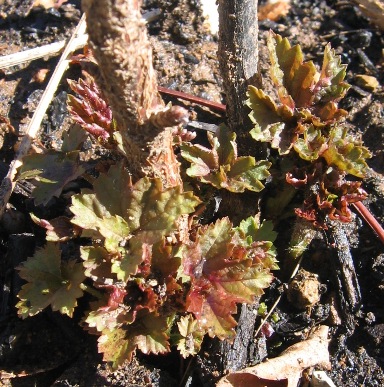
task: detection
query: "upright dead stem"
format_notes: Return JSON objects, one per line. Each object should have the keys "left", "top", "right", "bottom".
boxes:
{"left": 217, "top": 0, "right": 259, "bottom": 134}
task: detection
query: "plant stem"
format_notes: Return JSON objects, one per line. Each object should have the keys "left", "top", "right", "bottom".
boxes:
{"left": 217, "top": 0, "right": 260, "bottom": 134}
{"left": 158, "top": 86, "right": 226, "bottom": 112}
{"left": 352, "top": 201, "right": 384, "bottom": 244}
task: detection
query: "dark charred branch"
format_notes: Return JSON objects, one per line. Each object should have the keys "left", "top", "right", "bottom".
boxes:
{"left": 326, "top": 221, "right": 362, "bottom": 333}
{"left": 217, "top": 0, "right": 260, "bottom": 135}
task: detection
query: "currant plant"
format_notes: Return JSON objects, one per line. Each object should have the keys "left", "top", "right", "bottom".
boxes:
{"left": 247, "top": 31, "right": 371, "bottom": 228}
{"left": 16, "top": 71, "right": 277, "bottom": 368}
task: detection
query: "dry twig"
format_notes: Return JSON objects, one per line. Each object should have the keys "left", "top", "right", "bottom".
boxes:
{"left": 0, "top": 35, "right": 88, "bottom": 70}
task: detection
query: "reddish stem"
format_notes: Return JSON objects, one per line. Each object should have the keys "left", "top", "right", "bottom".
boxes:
{"left": 158, "top": 86, "right": 226, "bottom": 113}
{"left": 352, "top": 201, "right": 384, "bottom": 244}
{"left": 158, "top": 86, "right": 384, "bottom": 246}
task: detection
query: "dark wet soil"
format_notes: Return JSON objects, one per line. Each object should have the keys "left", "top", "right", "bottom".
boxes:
{"left": 0, "top": 0, "right": 383, "bottom": 386}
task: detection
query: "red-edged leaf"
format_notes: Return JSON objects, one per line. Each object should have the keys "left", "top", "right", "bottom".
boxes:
{"left": 97, "top": 310, "right": 170, "bottom": 369}
{"left": 184, "top": 218, "right": 276, "bottom": 340}
{"left": 181, "top": 126, "right": 270, "bottom": 192}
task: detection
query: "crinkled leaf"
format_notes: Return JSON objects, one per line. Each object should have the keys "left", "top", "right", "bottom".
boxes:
{"left": 293, "top": 125, "right": 328, "bottom": 161}
{"left": 71, "top": 164, "right": 199, "bottom": 280}
{"left": 184, "top": 218, "right": 276, "bottom": 340}
{"left": 180, "top": 143, "right": 219, "bottom": 177}
{"left": 247, "top": 87, "right": 293, "bottom": 155}
{"left": 19, "top": 150, "right": 85, "bottom": 205}
{"left": 70, "top": 193, "right": 130, "bottom": 250}
{"left": 92, "top": 162, "right": 133, "bottom": 217}
{"left": 213, "top": 126, "right": 237, "bottom": 165}
{"left": 176, "top": 314, "right": 204, "bottom": 358}
{"left": 111, "top": 235, "right": 152, "bottom": 281}
{"left": 268, "top": 31, "right": 317, "bottom": 108}
{"left": 16, "top": 243, "right": 85, "bottom": 318}
{"left": 226, "top": 158, "right": 271, "bottom": 192}
{"left": 323, "top": 126, "right": 371, "bottom": 178}
{"left": 97, "top": 326, "right": 137, "bottom": 369}
{"left": 182, "top": 126, "right": 270, "bottom": 192}
{"left": 81, "top": 246, "right": 114, "bottom": 283}
{"left": 317, "top": 44, "right": 350, "bottom": 103}
{"left": 30, "top": 214, "right": 80, "bottom": 242}
{"left": 247, "top": 86, "right": 283, "bottom": 136}
{"left": 247, "top": 86, "right": 292, "bottom": 150}
{"left": 98, "top": 311, "right": 170, "bottom": 369}
{"left": 237, "top": 217, "right": 277, "bottom": 244}
{"left": 151, "top": 240, "right": 181, "bottom": 279}
{"left": 125, "top": 177, "right": 200, "bottom": 234}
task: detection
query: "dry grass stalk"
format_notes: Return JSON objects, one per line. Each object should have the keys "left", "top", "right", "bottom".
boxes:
{"left": 0, "top": 35, "right": 88, "bottom": 69}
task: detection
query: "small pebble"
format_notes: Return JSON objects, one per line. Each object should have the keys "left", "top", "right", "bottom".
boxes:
{"left": 355, "top": 74, "right": 380, "bottom": 92}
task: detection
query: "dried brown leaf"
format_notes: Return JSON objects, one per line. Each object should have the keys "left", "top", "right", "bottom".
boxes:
{"left": 217, "top": 325, "right": 330, "bottom": 387}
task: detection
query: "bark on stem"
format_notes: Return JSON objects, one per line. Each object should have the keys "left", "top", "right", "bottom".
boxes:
{"left": 82, "top": 0, "right": 171, "bottom": 179}
{"left": 217, "top": 0, "right": 259, "bottom": 133}
{"left": 210, "top": 0, "right": 262, "bottom": 374}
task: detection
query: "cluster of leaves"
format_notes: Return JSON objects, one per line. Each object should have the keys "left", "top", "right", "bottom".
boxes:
{"left": 181, "top": 125, "right": 271, "bottom": 193}
{"left": 247, "top": 32, "right": 371, "bottom": 227}
{"left": 67, "top": 77, "right": 115, "bottom": 141}
{"left": 17, "top": 30, "right": 371, "bottom": 370}
{"left": 16, "top": 75, "right": 278, "bottom": 368}
{"left": 287, "top": 163, "right": 367, "bottom": 227}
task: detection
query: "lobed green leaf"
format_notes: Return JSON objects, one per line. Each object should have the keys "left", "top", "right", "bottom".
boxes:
{"left": 17, "top": 243, "right": 85, "bottom": 318}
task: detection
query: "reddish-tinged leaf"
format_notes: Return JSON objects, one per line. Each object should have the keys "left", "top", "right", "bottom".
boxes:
{"left": 247, "top": 86, "right": 287, "bottom": 140}
{"left": 70, "top": 193, "right": 130, "bottom": 250}
{"left": 85, "top": 298, "right": 130, "bottom": 332}
{"left": 184, "top": 218, "right": 276, "bottom": 339}
{"left": 316, "top": 44, "right": 350, "bottom": 104}
{"left": 268, "top": 31, "right": 317, "bottom": 108}
{"left": 214, "top": 126, "right": 237, "bottom": 166}
{"left": 16, "top": 243, "right": 85, "bottom": 318}
{"left": 293, "top": 125, "right": 328, "bottom": 162}
{"left": 125, "top": 177, "right": 200, "bottom": 234}
{"left": 180, "top": 143, "right": 219, "bottom": 177}
{"left": 267, "top": 33, "right": 296, "bottom": 109}
{"left": 151, "top": 240, "right": 181, "bottom": 279}
{"left": 182, "top": 126, "right": 270, "bottom": 192}
{"left": 322, "top": 126, "right": 371, "bottom": 178}
{"left": 30, "top": 214, "right": 80, "bottom": 242}
{"left": 98, "top": 311, "right": 170, "bottom": 369}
